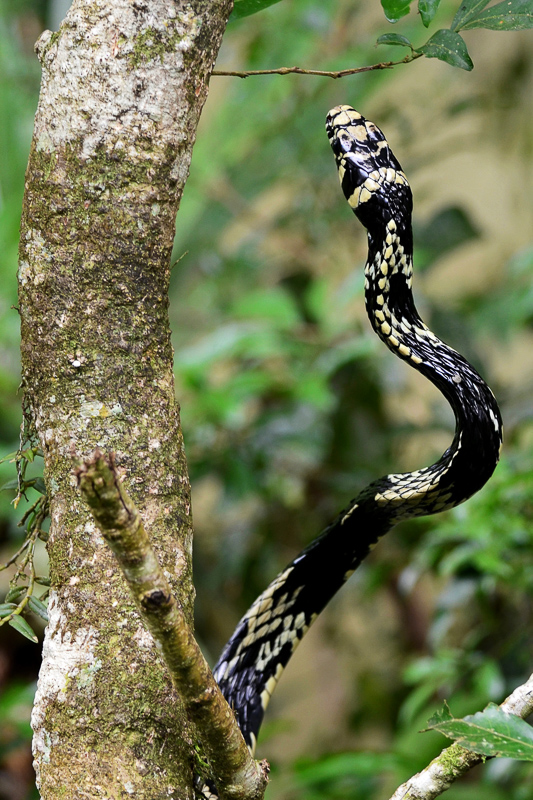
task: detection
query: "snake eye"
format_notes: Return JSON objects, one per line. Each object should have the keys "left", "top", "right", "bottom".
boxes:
{"left": 337, "top": 131, "right": 354, "bottom": 154}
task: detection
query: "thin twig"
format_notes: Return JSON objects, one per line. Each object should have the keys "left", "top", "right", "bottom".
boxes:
{"left": 0, "top": 536, "right": 32, "bottom": 572}
{"left": 12, "top": 533, "right": 38, "bottom": 616}
{"left": 76, "top": 450, "right": 269, "bottom": 800}
{"left": 388, "top": 672, "right": 533, "bottom": 800}
{"left": 212, "top": 53, "right": 422, "bottom": 79}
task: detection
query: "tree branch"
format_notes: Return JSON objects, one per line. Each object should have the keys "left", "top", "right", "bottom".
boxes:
{"left": 212, "top": 53, "right": 422, "bottom": 79}
{"left": 76, "top": 450, "right": 268, "bottom": 800}
{"left": 388, "top": 673, "right": 533, "bottom": 800}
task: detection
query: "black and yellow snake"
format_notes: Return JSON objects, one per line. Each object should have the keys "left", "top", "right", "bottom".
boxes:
{"left": 198, "top": 106, "right": 503, "bottom": 796}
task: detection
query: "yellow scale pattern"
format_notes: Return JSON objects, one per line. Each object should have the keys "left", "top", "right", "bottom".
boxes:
{"left": 215, "top": 564, "right": 316, "bottom": 744}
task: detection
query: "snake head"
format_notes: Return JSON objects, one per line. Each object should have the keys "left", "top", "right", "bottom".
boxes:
{"left": 326, "top": 105, "right": 412, "bottom": 230}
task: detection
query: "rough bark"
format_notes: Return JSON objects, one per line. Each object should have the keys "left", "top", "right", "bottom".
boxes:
{"left": 18, "top": 0, "right": 232, "bottom": 797}
{"left": 76, "top": 451, "right": 268, "bottom": 800}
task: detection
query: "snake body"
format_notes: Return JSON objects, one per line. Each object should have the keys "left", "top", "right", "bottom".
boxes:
{"left": 200, "top": 106, "right": 502, "bottom": 794}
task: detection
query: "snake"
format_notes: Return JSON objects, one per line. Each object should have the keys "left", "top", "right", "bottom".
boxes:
{"left": 197, "top": 106, "right": 503, "bottom": 797}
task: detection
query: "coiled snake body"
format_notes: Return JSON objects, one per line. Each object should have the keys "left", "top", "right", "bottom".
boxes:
{"left": 199, "top": 106, "right": 502, "bottom": 795}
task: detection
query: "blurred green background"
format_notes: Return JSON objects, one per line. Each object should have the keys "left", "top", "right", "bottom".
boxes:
{"left": 1, "top": 0, "right": 532, "bottom": 798}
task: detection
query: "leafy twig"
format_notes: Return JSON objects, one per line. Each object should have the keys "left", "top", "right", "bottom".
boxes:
{"left": 0, "top": 446, "right": 49, "bottom": 640}
{"left": 212, "top": 53, "right": 422, "bottom": 78}
{"left": 387, "top": 672, "right": 533, "bottom": 800}
{"left": 0, "top": 505, "right": 47, "bottom": 641}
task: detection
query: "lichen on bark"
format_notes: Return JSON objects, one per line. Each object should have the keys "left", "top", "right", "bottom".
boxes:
{"left": 18, "top": 0, "right": 233, "bottom": 796}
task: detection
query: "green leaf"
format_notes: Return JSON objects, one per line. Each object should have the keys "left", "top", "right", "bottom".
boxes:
{"left": 22, "top": 447, "right": 35, "bottom": 463}
{"left": 0, "top": 603, "right": 17, "bottom": 618}
{"left": 416, "top": 29, "right": 473, "bottom": 70}
{"left": 5, "top": 585, "right": 27, "bottom": 603}
{"left": 230, "top": 0, "right": 284, "bottom": 21}
{"left": 0, "top": 478, "right": 19, "bottom": 491}
{"left": 451, "top": 0, "right": 492, "bottom": 30}
{"left": 376, "top": 33, "right": 414, "bottom": 47}
{"left": 459, "top": 0, "right": 533, "bottom": 30}
{"left": 33, "top": 477, "right": 47, "bottom": 494}
{"left": 24, "top": 476, "right": 46, "bottom": 494}
{"left": 8, "top": 615, "right": 39, "bottom": 643}
{"left": 381, "top": 0, "right": 413, "bottom": 23}
{"left": 427, "top": 703, "right": 533, "bottom": 760}
{"left": 426, "top": 700, "right": 454, "bottom": 727}
{"left": 0, "top": 450, "right": 19, "bottom": 464}
{"left": 419, "top": 0, "right": 442, "bottom": 26}
{"left": 27, "top": 595, "right": 49, "bottom": 622}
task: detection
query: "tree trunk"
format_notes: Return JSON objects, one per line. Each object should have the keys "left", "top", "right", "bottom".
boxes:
{"left": 18, "top": 0, "right": 232, "bottom": 796}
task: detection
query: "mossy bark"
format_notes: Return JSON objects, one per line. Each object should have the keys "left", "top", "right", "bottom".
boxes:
{"left": 18, "top": 0, "right": 232, "bottom": 797}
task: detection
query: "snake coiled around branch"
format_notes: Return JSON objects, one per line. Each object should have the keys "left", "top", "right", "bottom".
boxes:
{"left": 197, "top": 105, "right": 502, "bottom": 797}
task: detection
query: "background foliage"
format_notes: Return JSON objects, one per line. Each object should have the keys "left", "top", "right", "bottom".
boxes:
{"left": 0, "top": 0, "right": 532, "bottom": 798}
